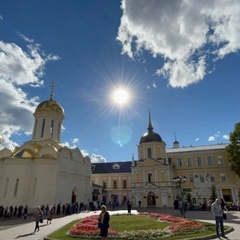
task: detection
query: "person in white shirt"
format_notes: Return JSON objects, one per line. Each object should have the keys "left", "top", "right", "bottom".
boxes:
{"left": 211, "top": 198, "right": 226, "bottom": 239}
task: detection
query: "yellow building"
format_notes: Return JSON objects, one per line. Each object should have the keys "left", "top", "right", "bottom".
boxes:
{"left": 92, "top": 114, "right": 240, "bottom": 208}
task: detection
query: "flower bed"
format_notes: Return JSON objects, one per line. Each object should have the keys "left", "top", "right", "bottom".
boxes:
{"left": 69, "top": 215, "right": 119, "bottom": 237}
{"left": 69, "top": 212, "right": 206, "bottom": 239}
{"left": 140, "top": 212, "right": 206, "bottom": 234}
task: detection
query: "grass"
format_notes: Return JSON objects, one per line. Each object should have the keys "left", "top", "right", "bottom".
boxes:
{"left": 47, "top": 214, "right": 218, "bottom": 240}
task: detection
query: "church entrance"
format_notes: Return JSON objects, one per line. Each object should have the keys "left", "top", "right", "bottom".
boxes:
{"left": 147, "top": 192, "right": 156, "bottom": 206}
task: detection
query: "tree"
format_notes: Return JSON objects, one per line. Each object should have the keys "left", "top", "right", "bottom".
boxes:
{"left": 226, "top": 122, "right": 240, "bottom": 178}
{"left": 210, "top": 184, "right": 217, "bottom": 201}
{"left": 186, "top": 193, "right": 192, "bottom": 203}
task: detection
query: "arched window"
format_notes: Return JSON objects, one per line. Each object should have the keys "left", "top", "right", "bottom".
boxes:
{"left": 58, "top": 122, "right": 61, "bottom": 140}
{"left": 148, "top": 173, "right": 152, "bottom": 183}
{"left": 4, "top": 178, "right": 9, "bottom": 197}
{"left": 41, "top": 119, "right": 45, "bottom": 138}
{"left": 14, "top": 178, "right": 19, "bottom": 197}
{"left": 33, "top": 120, "right": 38, "bottom": 139}
{"left": 50, "top": 119, "right": 54, "bottom": 138}
{"left": 147, "top": 147, "right": 152, "bottom": 158}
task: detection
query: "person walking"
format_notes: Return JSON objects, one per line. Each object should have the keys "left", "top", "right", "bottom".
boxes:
{"left": 98, "top": 205, "right": 110, "bottom": 240}
{"left": 33, "top": 206, "right": 43, "bottom": 232}
{"left": 47, "top": 206, "right": 55, "bottom": 224}
{"left": 212, "top": 198, "right": 226, "bottom": 238}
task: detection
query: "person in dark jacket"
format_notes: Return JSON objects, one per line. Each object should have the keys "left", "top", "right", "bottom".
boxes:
{"left": 98, "top": 205, "right": 110, "bottom": 240}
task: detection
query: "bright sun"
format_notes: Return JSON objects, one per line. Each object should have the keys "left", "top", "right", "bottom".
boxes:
{"left": 113, "top": 89, "right": 129, "bottom": 104}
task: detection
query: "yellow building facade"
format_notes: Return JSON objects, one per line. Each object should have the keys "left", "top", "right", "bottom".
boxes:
{"left": 92, "top": 114, "right": 240, "bottom": 208}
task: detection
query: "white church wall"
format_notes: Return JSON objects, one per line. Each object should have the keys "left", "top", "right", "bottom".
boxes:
{"left": 28, "top": 159, "right": 58, "bottom": 207}
{"left": 57, "top": 171, "right": 71, "bottom": 204}
{"left": 71, "top": 148, "right": 84, "bottom": 162}
{"left": 0, "top": 159, "right": 30, "bottom": 206}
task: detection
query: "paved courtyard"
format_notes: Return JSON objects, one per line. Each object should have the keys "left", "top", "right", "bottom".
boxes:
{"left": 0, "top": 208, "right": 239, "bottom": 240}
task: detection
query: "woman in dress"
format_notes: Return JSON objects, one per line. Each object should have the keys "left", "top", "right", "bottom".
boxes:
{"left": 98, "top": 205, "right": 110, "bottom": 240}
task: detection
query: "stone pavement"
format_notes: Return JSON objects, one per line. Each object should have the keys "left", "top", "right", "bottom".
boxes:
{"left": 0, "top": 208, "right": 239, "bottom": 240}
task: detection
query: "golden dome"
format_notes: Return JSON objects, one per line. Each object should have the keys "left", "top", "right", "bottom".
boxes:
{"left": 35, "top": 99, "right": 64, "bottom": 115}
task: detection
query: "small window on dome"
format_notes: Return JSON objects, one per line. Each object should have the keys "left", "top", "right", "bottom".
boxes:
{"left": 112, "top": 164, "right": 120, "bottom": 170}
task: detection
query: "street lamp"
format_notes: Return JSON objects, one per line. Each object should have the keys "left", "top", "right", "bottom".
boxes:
{"left": 173, "top": 175, "right": 186, "bottom": 218}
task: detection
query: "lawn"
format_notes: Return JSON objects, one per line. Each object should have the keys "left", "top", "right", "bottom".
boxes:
{"left": 46, "top": 213, "right": 218, "bottom": 240}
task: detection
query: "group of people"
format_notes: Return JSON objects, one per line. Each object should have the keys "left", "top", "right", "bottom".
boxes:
{"left": 1, "top": 198, "right": 231, "bottom": 239}
{"left": 0, "top": 205, "right": 28, "bottom": 219}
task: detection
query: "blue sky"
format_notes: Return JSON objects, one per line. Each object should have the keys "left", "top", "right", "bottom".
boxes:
{"left": 0, "top": 0, "right": 239, "bottom": 163}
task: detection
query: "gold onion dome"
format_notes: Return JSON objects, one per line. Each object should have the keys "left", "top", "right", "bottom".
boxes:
{"left": 34, "top": 98, "right": 64, "bottom": 115}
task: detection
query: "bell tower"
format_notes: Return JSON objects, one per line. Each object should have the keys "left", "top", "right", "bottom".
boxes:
{"left": 32, "top": 82, "right": 65, "bottom": 143}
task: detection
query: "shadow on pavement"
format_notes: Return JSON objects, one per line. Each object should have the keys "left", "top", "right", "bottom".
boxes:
{"left": 15, "top": 232, "right": 35, "bottom": 238}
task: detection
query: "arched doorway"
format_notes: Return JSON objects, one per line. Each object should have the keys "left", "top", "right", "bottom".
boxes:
{"left": 147, "top": 192, "right": 156, "bottom": 206}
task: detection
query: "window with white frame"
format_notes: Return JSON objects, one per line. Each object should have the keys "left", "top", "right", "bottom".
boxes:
{"left": 220, "top": 173, "right": 226, "bottom": 181}
{"left": 113, "top": 180, "right": 117, "bottom": 188}
{"left": 112, "top": 164, "right": 120, "bottom": 170}
{"left": 148, "top": 173, "right": 152, "bottom": 182}
{"left": 197, "top": 157, "right": 202, "bottom": 166}
{"left": 187, "top": 157, "right": 192, "bottom": 167}
{"left": 189, "top": 174, "right": 194, "bottom": 183}
{"left": 123, "top": 180, "right": 127, "bottom": 188}
{"left": 147, "top": 147, "right": 152, "bottom": 158}
{"left": 218, "top": 156, "right": 223, "bottom": 165}
{"left": 103, "top": 180, "right": 107, "bottom": 189}
{"left": 207, "top": 156, "right": 213, "bottom": 165}
{"left": 177, "top": 158, "right": 182, "bottom": 167}
{"left": 199, "top": 174, "right": 204, "bottom": 183}
{"left": 210, "top": 174, "right": 215, "bottom": 182}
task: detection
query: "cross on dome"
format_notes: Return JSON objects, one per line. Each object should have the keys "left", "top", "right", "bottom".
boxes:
{"left": 49, "top": 82, "right": 57, "bottom": 100}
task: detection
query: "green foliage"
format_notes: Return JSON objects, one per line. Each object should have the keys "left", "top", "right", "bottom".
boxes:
{"left": 226, "top": 122, "right": 240, "bottom": 177}
{"left": 210, "top": 184, "right": 218, "bottom": 201}
{"left": 186, "top": 193, "right": 192, "bottom": 203}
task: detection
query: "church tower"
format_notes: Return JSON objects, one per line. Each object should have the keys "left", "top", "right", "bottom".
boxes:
{"left": 138, "top": 111, "right": 166, "bottom": 161}
{"left": 131, "top": 112, "right": 173, "bottom": 207}
{"left": 32, "top": 83, "right": 65, "bottom": 143}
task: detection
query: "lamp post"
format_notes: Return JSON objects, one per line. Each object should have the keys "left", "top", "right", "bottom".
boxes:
{"left": 173, "top": 175, "right": 186, "bottom": 218}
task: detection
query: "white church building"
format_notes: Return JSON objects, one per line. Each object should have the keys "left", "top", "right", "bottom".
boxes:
{"left": 0, "top": 92, "right": 92, "bottom": 209}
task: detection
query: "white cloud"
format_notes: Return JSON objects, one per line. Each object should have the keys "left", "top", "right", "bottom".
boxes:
{"left": 195, "top": 138, "right": 199, "bottom": 142}
{"left": 117, "top": 0, "right": 240, "bottom": 88}
{"left": 91, "top": 153, "right": 107, "bottom": 163}
{"left": 60, "top": 146, "right": 107, "bottom": 163}
{"left": 222, "top": 134, "right": 229, "bottom": 140}
{"left": 214, "top": 131, "right": 220, "bottom": 138}
{"left": 208, "top": 136, "right": 215, "bottom": 141}
{"left": 0, "top": 34, "right": 59, "bottom": 150}
{"left": 72, "top": 138, "right": 79, "bottom": 144}
{"left": 0, "top": 15, "right": 3, "bottom": 21}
